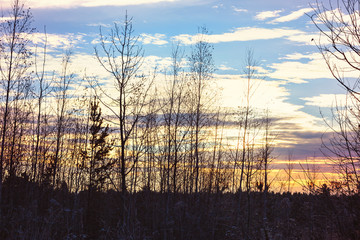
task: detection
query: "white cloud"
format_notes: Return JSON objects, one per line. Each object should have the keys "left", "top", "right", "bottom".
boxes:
{"left": 70, "top": 53, "right": 174, "bottom": 79}
{"left": 140, "top": 33, "right": 168, "bottom": 45}
{"left": 279, "top": 52, "right": 320, "bottom": 60}
{"left": 268, "top": 59, "right": 331, "bottom": 84}
{"left": 61, "top": 53, "right": 296, "bottom": 121}
{"left": 285, "top": 32, "right": 318, "bottom": 45}
{"left": 0, "top": 16, "right": 21, "bottom": 22}
{"left": 66, "top": 53, "right": 106, "bottom": 77}
{"left": 233, "top": 7, "right": 248, "bottom": 13}
{"left": 27, "top": 49, "right": 330, "bottom": 154}
{"left": 142, "top": 55, "right": 173, "bottom": 72}
{"left": 270, "top": 51, "right": 360, "bottom": 83}
{"left": 218, "top": 64, "right": 236, "bottom": 71}
{"left": 171, "top": 34, "right": 194, "bottom": 45}
{"left": 215, "top": 74, "right": 325, "bottom": 132}
{"left": 269, "top": 8, "right": 313, "bottom": 24}
{"left": 31, "top": 33, "right": 85, "bottom": 50}
{"left": 253, "top": 66, "right": 270, "bottom": 74}
{"left": 313, "top": 8, "right": 357, "bottom": 25}
{"left": 215, "top": 74, "right": 287, "bottom": 109}
{"left": 255, "top": 10, "right": 282, "bottom": 20}
{"left": 312, "top": 8, "right": 360, "bottom": 47}
{"left": 212, "top": 3, "right": 223, "bottom": 9}
{"left": 172, "top": 27, "right": 305, "bottom": 45}
{"left": 302, "top": 94, "right": 349, "bottom": 107}
{"left": 86, "top": 23, "right": 111, "bottom": 28}
{"left": 268, "top": 52, "right": 331, "bottom": 83}
{"left": 64, "top": 53, "right": 326, "bottom": 136}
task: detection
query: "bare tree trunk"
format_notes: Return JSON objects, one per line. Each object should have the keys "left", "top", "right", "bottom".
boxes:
{"left": 32, "top": 28, "right": 51, "bottom": 182}
{"left": 262, "top": 111, "right": 274, "bottom": 237}
{"left": 51, "top": 51, "right": 73, "bottom": 187}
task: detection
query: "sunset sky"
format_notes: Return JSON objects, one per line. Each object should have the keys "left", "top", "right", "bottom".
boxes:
{"left": 0, "top": 0, "right": 347, "bottom": 172}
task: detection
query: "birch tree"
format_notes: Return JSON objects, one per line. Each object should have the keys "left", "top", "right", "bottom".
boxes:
{"left": 188, "top": 26, "right": 215, "bottom": 193}
{"left": 94, "top": 14, "right": 153, "bottom": 193}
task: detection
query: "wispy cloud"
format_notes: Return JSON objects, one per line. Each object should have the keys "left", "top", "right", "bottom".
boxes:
{"left": 214, "top": 74, "right": 325, "bottom": 134}
{"left": 269, "top": 8, "right": 313, "bottom": 24}
{"left": 87, "top": 23, "right": 111, "bottom": 28}
{"left": 301, "top": 94, "right": 349, "bottom": 107}
{"left": 255, "top": 10, "right": 282, "bottom": 20}
{"left": 270, "top": 51, "right": 360, "bottom": 83}
{"left": 233, "top": 7, "right": 248, "bottom": 13}
{"left": 212, "top": 3, "right": 223, "bottom": 9}
{"left": 268, "top": 52, "right": 332, "bottom": 83}
{"left": 141, "top": 55, "right": 173, "bottom": 72}
{"left": 172, "top": 27, "right": 304, "bottom": 45}
{"left": 218, "top": 64, "right": 236, "bottom": 71}
{"left": 31, "top": 33, "right": 85, "bottom": 50}
{"left": 285, "top": 32, "right": 318, "bottom": 45}
{"left": 279, "top": 52, "right": 320, "bottom": 60}
{"left": 140, "top": 33, "right": 168, "bottom": 45}
{"left": 0, "top": 16, "right": 21, "bottom": 22}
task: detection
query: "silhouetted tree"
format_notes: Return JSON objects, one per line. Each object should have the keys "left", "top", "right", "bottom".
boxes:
{"left": 31, "top": 28, "right": 53, "bottom": 183}
{"left": 311, "top": 0, "right": 360, "bottom": 193}
{"left": 94, "top": 14, "right": 153, "bottom": 194}
{"left": 81, "top": 97, "right": 113, "bottom": 238}
{"left": 0, "top": 0, "right": 34, "bottom": 224}
{"left": 81, "top": 98, "right": 113, "bottom": 192}
{"left": 188, "top": 26, "right": 215, "bottom": 193}
{"left": 45, "top": 51, "right": 74, "bottom": 187}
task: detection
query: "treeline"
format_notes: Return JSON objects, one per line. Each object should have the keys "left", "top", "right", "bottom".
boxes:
{"left": 0, "top": 0, "right": 360, "bottom": 239}
{"left": 2, "top": 176, "right": 360, "bottom": 239}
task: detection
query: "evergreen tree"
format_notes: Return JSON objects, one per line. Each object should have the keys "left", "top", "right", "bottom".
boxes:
{"left": 82, "top": 97, "right": 113, "bottom": 192}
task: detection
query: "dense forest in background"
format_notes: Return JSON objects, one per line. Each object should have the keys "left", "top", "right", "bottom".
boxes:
{"left": 0, "top": 0, "right": 359, "bottom": 239}
{"left": 2, "top": 177, "right": 360, "bottom": 239}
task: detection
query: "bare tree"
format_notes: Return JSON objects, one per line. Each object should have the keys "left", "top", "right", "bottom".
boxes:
{"left": 0, "top": 0, "right": 34, "bottom": 219}
{"left": 310, "top": 0, "right": 360, "bottom": 98}
{"left": 208, "top": 108, "right": 229, "bottom": 193}
{"left": 161, "top": 43, "right": 189, "bottom": 194}
{"left": 94, "top": 14, "right": 153, "bottom": 194}
{"left": 46, "top": 51, "right": 74, "bottom": 187}
{"left": 140, "top": 98, "right": 159, "bottom": 192}
{"left": 6, "top": 56, "right": 32, "bottom": 179}
{"left": 31, "top": 28, "right": 53, "bottom": 182}
{"left": 188, "top": 26, "right": 215, "bottom": 193}
{"left": 237, "top": 50, "right": 262, "bottom": 194}
{"left": 259, "top": 111, "right": 274, "bottom": 235}
{"left": 321, "top": 99, "right": 360, "bottom": 194}
{"left": 284, "top": 150, "right": 295, "bottom": 193}
{"left": 311, "top": 0, "right": 360, "bottom": 193}
{"left": 232, "top": 50, "right": 264, "bottom": 237}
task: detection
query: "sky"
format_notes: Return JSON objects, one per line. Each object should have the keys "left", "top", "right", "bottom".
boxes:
{"left": 0, "top": 0, "right": 349, "bottom": 175}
